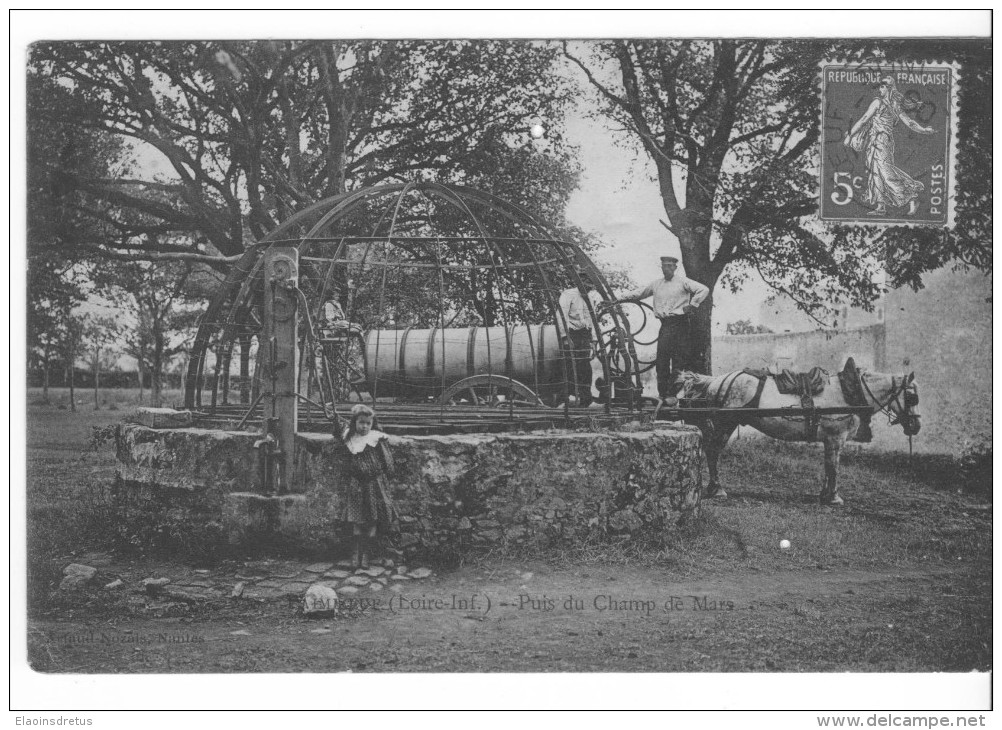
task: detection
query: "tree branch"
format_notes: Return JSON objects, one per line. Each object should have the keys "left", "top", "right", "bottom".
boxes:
{"left": 82, "top": 245, "right": 241, "bottom": 265}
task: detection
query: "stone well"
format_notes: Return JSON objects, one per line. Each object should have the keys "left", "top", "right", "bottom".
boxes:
{"left": 115, "top": 421, "right": 703, "bottom": 558}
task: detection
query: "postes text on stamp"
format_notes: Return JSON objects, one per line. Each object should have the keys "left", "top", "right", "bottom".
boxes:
{"left": 820, "top": 62, "right": 958, "bottom": 227}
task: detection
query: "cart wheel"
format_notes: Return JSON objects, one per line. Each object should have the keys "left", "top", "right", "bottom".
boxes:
{"left": 441, "top": 375, "right": 545, "bottom": 407}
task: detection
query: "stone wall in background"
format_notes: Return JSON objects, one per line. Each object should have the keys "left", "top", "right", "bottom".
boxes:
{"left": 634, "top": 325, "right": 886, "bottom": 400}
{"left": 879, "top": 267, "right": 992, "bottom": 456}
{"left": 711, "top": 324, "right": 887, "bottom": 375}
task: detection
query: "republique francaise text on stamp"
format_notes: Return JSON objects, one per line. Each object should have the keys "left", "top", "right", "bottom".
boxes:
{"left": 820, "top": 61, "right": 959, "bottom": 227}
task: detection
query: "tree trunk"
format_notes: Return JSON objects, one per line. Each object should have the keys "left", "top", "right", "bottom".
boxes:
{"left": 220, "top": 344, "right": 232, "bottom": 405}
{"left": 691, "top": 291, "right": 714, "bottom": 375}
{"left": 239, "top": 334, "right": 252, "bottom": 404}
{"left": 93, "top": 348, "right": 101, "bottom": 410}
{"left": 68, "top": 363, "right": 76, "bottom": 412}
{"left": 152, "top": 331, "right": 165, "bottom": 408}
{"left": 675, "top": 219, "right": 718, "bottom": 375}
{"left": 42, "top": 358, "right": 50, "bottom": 402}
{"left": 137, "top": 360, "right": 145, "bottom": 404}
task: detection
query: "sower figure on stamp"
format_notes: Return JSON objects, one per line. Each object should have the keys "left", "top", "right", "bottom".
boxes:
{"left": 844, "top": 75, "right": 936, "bottom": 216}
{"left": 557, "top": 269, "right": 604, "bottom": 407}
{"left": 606, "top": 256, "right": 709, "bottom": 407}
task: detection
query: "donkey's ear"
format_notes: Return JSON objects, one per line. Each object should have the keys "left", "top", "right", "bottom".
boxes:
{"left": 907, "top": 372, "right": 915, "bottom": 384}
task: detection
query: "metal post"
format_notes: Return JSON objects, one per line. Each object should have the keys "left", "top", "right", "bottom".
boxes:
{"left": 262, "top": 247, "right": 299, "bottom": 494}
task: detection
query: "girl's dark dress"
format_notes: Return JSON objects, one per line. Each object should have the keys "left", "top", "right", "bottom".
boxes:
{"left": 333, "top": 429, "right": 396, "bottom": 528}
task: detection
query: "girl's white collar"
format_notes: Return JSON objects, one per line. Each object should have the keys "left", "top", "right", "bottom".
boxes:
{"left": 343, "top": 429, "right": 386, "bottom": 454}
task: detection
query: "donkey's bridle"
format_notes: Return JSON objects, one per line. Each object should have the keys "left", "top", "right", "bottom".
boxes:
{"left": 861, "top": 373, "right": 919, "bottom": 428}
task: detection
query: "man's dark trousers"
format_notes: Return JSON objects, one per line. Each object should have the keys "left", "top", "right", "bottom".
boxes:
{"left": 564, "top": 328, "right": 593, "bottom": 405}
{"left": 656, "top": 316, "right": 697, "bottom": 398}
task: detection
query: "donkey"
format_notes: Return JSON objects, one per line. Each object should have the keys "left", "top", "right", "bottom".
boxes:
{"left": 676, "top": 360, "right": 921, "bottom": 505}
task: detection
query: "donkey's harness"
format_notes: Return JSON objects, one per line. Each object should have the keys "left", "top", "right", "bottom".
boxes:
{"left": 861, "top": 372, "right": 918, "bottom": 427}
{"left": 698, "top": 359, "right": 904, "bottom": 441}
{"left": 742, "top": 366, "right": 826, "bottom": 439}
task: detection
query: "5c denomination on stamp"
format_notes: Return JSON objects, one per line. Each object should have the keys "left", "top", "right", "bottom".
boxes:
{"left": 820, "top": 61, "right": 959, "bottom": 227}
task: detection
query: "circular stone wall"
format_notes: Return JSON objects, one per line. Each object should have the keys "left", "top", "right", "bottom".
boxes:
{"left": 116, "top": 421, "right": 703, "bottom": 558}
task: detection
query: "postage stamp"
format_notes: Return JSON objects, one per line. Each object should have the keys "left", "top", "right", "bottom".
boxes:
{"left": 819, "top": 61, "right": 959, "bottom": 227}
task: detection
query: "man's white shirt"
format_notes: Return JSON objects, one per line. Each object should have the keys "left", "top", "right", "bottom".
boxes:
{"left": 622, "top": 276, "right": 709, "bottom": 318}
{"left": 557, "top": 287, "right": 604, "bottom": 336}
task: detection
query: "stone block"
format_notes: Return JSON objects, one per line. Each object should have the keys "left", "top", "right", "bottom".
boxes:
{"left": 116, "top": 424, "right": 258, "bottom": 509}
{"left": 63, "top": 563, "right": 97, "bottom": 578}
{"left": 60, "top": 564, "right": 97, "bottom": 591}
{"left": 305, "top": 563, "right": 334, "bottom": 573}
{"left": 142, "top": 577, "right": 171, "bottom": 596}
{"left": 222, "top": 492, "right": 308, "bottom": 544}
{"left": 129, "top": 407, "right": 194, "bottom": 429}
{"left": 397, "top": 533, "right": 420, "bottom": 548}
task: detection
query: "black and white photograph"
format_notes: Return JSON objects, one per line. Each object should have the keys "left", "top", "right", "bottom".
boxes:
{"left": 14, "top": 9, "right": 992, "bottom": 717}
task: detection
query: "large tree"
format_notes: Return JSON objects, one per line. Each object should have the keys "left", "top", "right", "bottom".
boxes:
{"left": 27, "top": 40, "right": 574, "bottom": 265}
{"left": 565, "top": 39, "right": 991, "bottom": 371}
{"left": 26, "top": 70, "right": 121, "bottom": 382}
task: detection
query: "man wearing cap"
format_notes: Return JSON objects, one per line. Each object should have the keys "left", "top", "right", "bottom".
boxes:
{"left": 557, "top": 270, "right": 604, "bottom": 407}
{"left": 607, "top": 256, "right": 709, "bottom": 405}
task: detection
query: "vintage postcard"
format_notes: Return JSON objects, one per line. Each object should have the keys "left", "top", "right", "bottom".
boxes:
{"left": 820, "top": 61, "right": 959, "bottom": 227}
{"left": 15, "top": 10, "right": 991, "bottom": 718}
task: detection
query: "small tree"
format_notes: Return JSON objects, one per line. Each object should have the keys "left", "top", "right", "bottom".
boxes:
{"left": 29, "top": 314, "right": 61, "bottom": 402}
{"left": 123, "top": 310, "right": 152, "bottom": 404}
{"left": 82, "top": 315, "right": 122, "bottom": 409}
{"left": 58, "top": 313, "right": 86, "bottom": 412}
{"left": 27, "top": 261, "right": 86, "bottom": 403}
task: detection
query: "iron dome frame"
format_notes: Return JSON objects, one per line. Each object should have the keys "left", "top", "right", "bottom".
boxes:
{"left": 183, "top": 182, "right": 649, "bottom": 433}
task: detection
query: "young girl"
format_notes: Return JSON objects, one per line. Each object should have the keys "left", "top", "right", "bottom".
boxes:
{"left": 335, "top": 404, "right": 396, "bottom": 569}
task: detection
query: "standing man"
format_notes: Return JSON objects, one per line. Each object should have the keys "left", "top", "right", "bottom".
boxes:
{"left": 607, "top": 256, "right": 709, "bottom": 406}
{"left": 557, "top": 270, "right": 604, "bottom": 407}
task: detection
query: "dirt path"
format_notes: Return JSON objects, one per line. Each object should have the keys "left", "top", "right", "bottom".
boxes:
{"left": 28, "top": 560, "right": 988, "bottom": 673}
